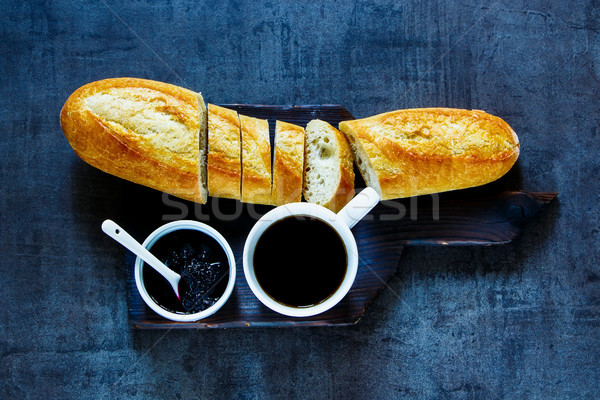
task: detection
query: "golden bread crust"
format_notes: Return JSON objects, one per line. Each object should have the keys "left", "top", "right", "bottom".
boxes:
{"left": 270, "top": 121, "right": 305, "bottom": 206}
{"left": 339, "top": 108, "right": 520, "bottom": 200}
{"left": 240, "top": 114, "right": 271, "bottom": 205}
{"left": 207, "top": 104, "right": 241, "bottom": 200}
{"left": 60, "top": 77, "right": 207, "bottom": 203}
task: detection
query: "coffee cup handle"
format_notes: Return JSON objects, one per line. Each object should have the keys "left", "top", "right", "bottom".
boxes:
{"left": 337, "top": 187, "right": 381, "bottom": 229}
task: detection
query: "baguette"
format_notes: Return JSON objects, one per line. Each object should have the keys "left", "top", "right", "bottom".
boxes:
{"left": 240, "top": 114, "right": 271, "bottom": 205}
{"left": 60, "top": 77, "right": 208, "bottom": 203}
{"left": 207, "top": 104, "right": 241, "bottom": 200}
{"left": 271, "top": 120, "right": 305, "bottom": 206}
{"left": 339, "top": 108, "right": 520, "bottom": 200}
{"left": 303, "top": 119, "right": 355, "bottom": 212}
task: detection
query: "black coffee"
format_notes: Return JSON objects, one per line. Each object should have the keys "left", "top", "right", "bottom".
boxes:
{"left": 142, "top": 229, "right": 229, "bottom": 314}
{"left": 253, "top": 216, "right": 347, "bottom": 308}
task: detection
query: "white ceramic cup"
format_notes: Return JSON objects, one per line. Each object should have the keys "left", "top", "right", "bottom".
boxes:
{"left": 243, "top": 187, "right": 381, "bottom": 317}
{"left": 134, "top": 220, "right": 236, "bottom": 322}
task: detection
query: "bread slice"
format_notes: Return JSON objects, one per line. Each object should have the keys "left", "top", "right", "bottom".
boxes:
{"left": 197, "top": 95, "right": 208, "bottom": 203}
{"left": 207, "top": 104, "right": 241, "bottom": 200}
{"left": 339, "top": 108, "right": 520, "bottom": 200}
{"left": 303, "top": 119, "right": 355, "bottom": 212}
{"left": 240, "top": 114, "right": 271, "bottom": 205}
{"left": 270, "top": 120, "right": 305, "bottom": 206}
{"left": 60, "top": 77, "right": 208, "bottom": 203}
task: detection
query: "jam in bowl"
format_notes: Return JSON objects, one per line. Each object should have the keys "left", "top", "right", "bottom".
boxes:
{"left": 134, "top": 220, "right": 236, "bottom": 322}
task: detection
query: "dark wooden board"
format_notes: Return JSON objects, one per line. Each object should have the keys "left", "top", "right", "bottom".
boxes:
{"left": 220, "top": 104, "right": 355, "bottom": 127}
{"left": 370, "top": 191, "right": 558, "bottom": 245}
{"left": 125, "top": 104, "right": 557, "bottom": 329}
{"left": 126, "top": 216, "right": 405, "bottom": 329}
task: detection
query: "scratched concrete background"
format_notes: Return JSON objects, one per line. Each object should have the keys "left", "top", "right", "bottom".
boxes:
{"left": 1, "top": 0, "right": 599, "bottom": 399}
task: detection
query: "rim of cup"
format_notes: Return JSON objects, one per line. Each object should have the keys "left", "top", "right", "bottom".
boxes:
{"left": 134, "top": 220, "right": 236, "bottom": 322}
{"left": 243, "top": 202, "right": 359, "bottom": 317}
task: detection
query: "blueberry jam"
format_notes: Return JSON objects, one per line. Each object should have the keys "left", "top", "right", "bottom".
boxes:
{"left": 142, "top": 229, "right": 229, "bottom": 314}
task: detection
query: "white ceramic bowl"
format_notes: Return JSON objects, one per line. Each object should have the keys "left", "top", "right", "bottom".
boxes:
{"left": 134, "top": 220, "right": 236, "bottom": 322}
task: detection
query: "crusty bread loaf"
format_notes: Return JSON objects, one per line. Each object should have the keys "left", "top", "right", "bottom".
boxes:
{"left": 207, "top": 104, "right": 241, "bottom": 200}
{"left": 339, "top": 108, "right": 520, "bottom": 200}
{"left": 60, "top": 78, "right": 208, "bottom": 203}
{"left": 240, "top": 114, "right": 271, "bottom": 205}
{"left": 303, "top": 119, "right": 355, "bottom": 212}
{"left": 271, "top": 120, "right": 305, "bottom": 206}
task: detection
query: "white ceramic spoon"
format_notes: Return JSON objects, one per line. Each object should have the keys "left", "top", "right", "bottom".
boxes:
{"left": 101, "top": 219, "right": 181, "bottom": 300}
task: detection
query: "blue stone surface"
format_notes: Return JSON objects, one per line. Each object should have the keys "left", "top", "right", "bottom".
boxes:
{"left": 1, "top": 1, "right": 598, "bottom": 398}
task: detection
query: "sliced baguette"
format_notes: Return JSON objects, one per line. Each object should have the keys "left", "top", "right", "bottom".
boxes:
{"left": 240, "top": 114, "right": 272, "bottom": 205}
{"left": 303, "top": 119, "right": 355, "bottom": 212}
{"left": 207, "top": 104, "right": 241, "bottom": 200}
{"left": 339, "top": 108, "right": 520, "bottom": 200}
{"left": 271, "top": 120, "right": 305, "bottom": 206}
{"left": 60, "top": 77, "right": 208, "bottom": 203}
